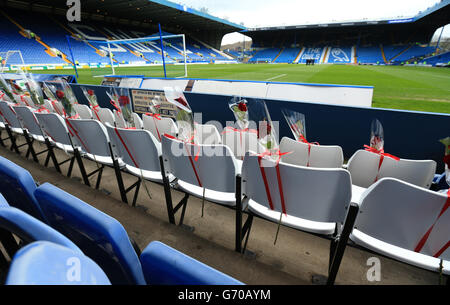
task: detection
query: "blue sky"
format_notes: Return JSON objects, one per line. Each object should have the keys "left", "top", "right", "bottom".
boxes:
{"left": 173, "top": 0, "right": 449, "bottom": 44}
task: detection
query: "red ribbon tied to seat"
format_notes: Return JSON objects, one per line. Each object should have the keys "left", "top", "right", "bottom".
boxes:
{"left": 92, "top": 105, "right": 101, "bottom": 121}
{"left": 163, "top": 133, "right": 202, "bottom": 187}
{"left": 145, "top": 113, "right": 162, "bottom": 141}
{"left": 256, "top": 149, "right": 292, "bottom": 215}
{"left": 222, "top": 127, "right": 258, "bottom": 160}
{"left": 414, "top": 188, "right": 450, "bottom": 258}
{"left": 298, "top": 134, "right": 319, "bottom": 167}
{"left": 364, "top": 145, "right": 400, "bottom": 182}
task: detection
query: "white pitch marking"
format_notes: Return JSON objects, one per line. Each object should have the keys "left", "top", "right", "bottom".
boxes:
{"left": 265, "top": 74, "right": 287, "bottom": 81}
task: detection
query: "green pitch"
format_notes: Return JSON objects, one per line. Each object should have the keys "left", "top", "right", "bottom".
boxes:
{"left": 34, "top": 63, "right": 450, "bottom": 114}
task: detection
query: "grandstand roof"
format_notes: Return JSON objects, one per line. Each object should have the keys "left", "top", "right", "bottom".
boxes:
{"left": 2, "top": 0, "right": 246, "bottom": 48}
{"left": 245, "top": 1, "right": 450, "bottom": 46}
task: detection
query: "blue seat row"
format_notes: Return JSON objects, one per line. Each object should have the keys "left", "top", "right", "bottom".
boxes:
{"left": 0, "top": 156, "right": 243, "bottom": 285}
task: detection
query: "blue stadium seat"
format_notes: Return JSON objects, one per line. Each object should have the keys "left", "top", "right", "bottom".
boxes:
{"left": 0, "top": 206, "right": 82, "bottom": 254}
{"left": 6, "top": 241, "right": 111, "bottom": 285}
{"left": 0, "top": 194, "right": 9, "bottom": 208}
{"left": 34, "top": 182, "right": 146, "bottom": 285}
{"left": 140, "top": 241, "right": 244, "bottom": 285}
{"left": 0, "top": 156, "right": 46, "bottom": 221}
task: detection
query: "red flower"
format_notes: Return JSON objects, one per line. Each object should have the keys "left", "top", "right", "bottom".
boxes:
{"left": 56, "top": 90, "right": 65, "bottom": 99}
{"left": 175, "top": 96, "right": 188, "bottom": 107}
{"left": 13, "top": 83, "right": 21, "bottom": 91}
{"left": 238, "top": 102, "right": 247, "bottom": 112}
{"left": 87, "top": 89, "right": 94, "bottom": 96}
{"left": 118, "top": 95, "right": 130, "bottom": 106}
{"left": 258, "top": 121, "right": 272, "bottom": 138}
{"left": 444, "top": 154, "right": 450, "bottom": 168}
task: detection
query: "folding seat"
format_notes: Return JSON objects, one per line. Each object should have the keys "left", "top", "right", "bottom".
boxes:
{"left": 105, "top": 124, "right": 167, "bottom": 206}
{"left": 0, "top": 101, "right": 32, "bottom": 154}
{"left": 142, "top": 113, "right": 178, "bottom": 142}
{"left": 73, "top": 104, "right": 93, "bottom": 119}
{"left": 140, "top": 241, "right": 244, "bottom": 285}
{"left": 240, "top": 152, "right": 359, "bottom": 284}
{"left": 221, "top": 127, "right": 265, "bottom": 160}
{"left": 113, "top": 110, "right": 127, "bottom": 128}
{"left": 0, "top": 156, "right": 45, "bottom": 221}
{"left": 34, "top": 112, "right": 91, "bottom": 186}
{"left": 34, "top": 183, "right": 146, "bottom": 285}
{"left": 97, "top": 107, "right": 115, "bottom": 126}
{"left": 43, "top": 100, "right": 55, "bottom": 113}
{"left": 13, "top": 106, "right": 60, "bottom": 169}
{"left": 132, "top": 112, "right": 143, "bottom": 129}
{"left": 65, "top": 118, "right": 132, "bottom": 201}
{"left": 160, "top": 134, "right": 247, "bottom": 248}
{"left": 6, "top": 241, "right": 111, "bottom": 285}
{"left": 350, "top": 178, "right": 449, "bottom": 282}
{"left": 347, "top": 149, "right": 436, "bottom": 188}
{"left": 194, "top": 123, "right": 222, "bottom": 145}
{"left": 279, "top": 136, "right": 344, "bottom": 168}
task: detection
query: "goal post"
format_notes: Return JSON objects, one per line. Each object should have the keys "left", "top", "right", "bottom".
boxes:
{"left": 0, "top": 50, "right": 25, "bottom": 72}
{"left": 67, "top": 33, "right": 188, "bottom": 78}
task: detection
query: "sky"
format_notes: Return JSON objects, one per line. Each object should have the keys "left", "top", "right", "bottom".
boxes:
{"left": 173, "top": 0, "right": 449, "bottom": 45}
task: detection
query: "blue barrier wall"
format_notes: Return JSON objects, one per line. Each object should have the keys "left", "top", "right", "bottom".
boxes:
{"left": 69, "top": 83, "right": 450, "bottom": 172}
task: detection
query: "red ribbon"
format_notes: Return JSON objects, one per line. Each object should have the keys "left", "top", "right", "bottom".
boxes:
{"left": 414, "top": 188, "right": 450, "bottom": 258}
{"left": 35, "top": 106, "right": 50, "bottom": 113}
{"left": 364, "top": 145, "right": 400, "bottom": 182}
{"left": 145, "top": 113, "right": 162, "bottom": 141}
{"left": 444, "top": 153, "right": 450, "bottom": 169}
{"left": 65, "top": 118, "right": 89, "bottom": 152}
{"left": 92, "top": 105, "right": 101, "bottom": 121}
{"left": 298, "top": 134, "right": 319, "bottom": 167}
{"left": 163, "top": 133, "right": 202, "bottom": 187}
{"left": 114, "top": 127, "right": 139, "bottom": 168}
{"left": 20, "top": 95, "right": 31, "bottom": 107}
{"left": 256, "top": 149, "right": 292, "bottom": 215}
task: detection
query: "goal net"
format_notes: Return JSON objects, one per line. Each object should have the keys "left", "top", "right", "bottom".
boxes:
{"left": 0, "top": 50, "right": 25, "bottom": 72}
{"left": 67, "top": 34, "right": 188, "bottom": 78}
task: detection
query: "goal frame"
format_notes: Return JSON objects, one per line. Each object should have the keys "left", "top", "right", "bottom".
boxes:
{"left": 0, "top": 50, "right": 25, "bottom": 72}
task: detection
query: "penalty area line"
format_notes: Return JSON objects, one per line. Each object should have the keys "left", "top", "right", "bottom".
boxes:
{"left": 266, "top": 74, "right": 287, "bottom": 81}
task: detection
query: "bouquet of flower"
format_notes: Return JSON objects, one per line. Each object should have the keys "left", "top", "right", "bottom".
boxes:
{"left": 106, "top": 87, "right": 134, "bottom": 128}
{"left": 247, "top": 98, "right": 279, "bottom": 161}
{"left": 369, "top": 119, "right": 384, "bottom": 152}
{"left": 42, "top": 82, "right": 57, "bottom": 101}
{"left": 23, "top": 72, "right": 45, "bottom": 109}
{"left": 46, "top": 79, "right": 78, "bottom": 118}
{"left": 440, "top": 137, "right": 450, "bottom": 186}
{"left": 163, "top": 86, "right": 194, "bottom": 142}
{"left": 281, "top": 108, "right": 306, "bottom": 142}
{"left": 228, "top": 96, "right": 249, "bottom": 130}
{"left": 81, "top": 86, "right": 100, "bottom": 120}
{"left": 0, "top": 74, "right": 15, "bottom": 102}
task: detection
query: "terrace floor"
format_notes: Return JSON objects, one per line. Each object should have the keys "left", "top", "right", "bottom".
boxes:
{"left": 0, "top": 136, "right": 441, "bottom": 285}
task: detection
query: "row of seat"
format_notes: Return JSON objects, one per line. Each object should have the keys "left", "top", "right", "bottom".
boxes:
{"left": 0, "top": 98, "right": 447, "bottom": 285}
{"left": 0, "top": 156, "right": 243, "bottom": 285}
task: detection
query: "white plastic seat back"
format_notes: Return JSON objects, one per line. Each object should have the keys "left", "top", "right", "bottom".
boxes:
{"left": 0, "top": 101, "right": 23, "bottom": 129}
{"left": 142, "top": 114, "right": 178, "bottom": 142}
{"left": 106, "top": 124, "right": 161, "bottom": 172}
{"left": 161, "top": 135, "right": 238, "bottom": 193}
{"left": 347, "top": 150, "right": 436, "bottom": 188}
{"left": 114, "top": 110, "right": 127, "bottom": 128}
{"left": 194, "top": 123, "right": 221, "bottom": 145}
{"left": 353, "top": 178, "right": 450, "bottom": 261}
{"left": 279, "top": 137, "right": 344, "bottom": 168}
{"left": 241, "top": 153, "right": 352, "bottom": 223}
{"left": 73, "top": 104, "right": 93, "bottom": 120}
{"left": 66, "top": 119, "right": 111, "bottom": 158}
{"left": 13, "top": 106, "right": 45, "bottom": 138}
{"left": 97, "top": 107, "right": 115, "bottom": 126}
{"left": 35, "top": 113, "right": 78, "bottom": 147}
{"left": 13, "top": 94, "right": 32, "bottom": 107}
{"left": 132, "top": 113, "right": 143, "bottom": 129}
{"left": 221, "top": 128, "right": 265, "bottom": 160}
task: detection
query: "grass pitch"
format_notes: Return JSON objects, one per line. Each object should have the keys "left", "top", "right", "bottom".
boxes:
{"left": 34, "top": 63, "right": 450, "bottom": 114}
